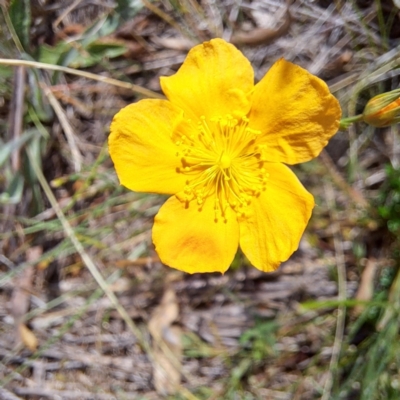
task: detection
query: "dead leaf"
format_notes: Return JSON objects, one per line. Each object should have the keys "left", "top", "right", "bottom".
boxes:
{"left": 321, "top": 50, "right": 353, "bottom": 79}
{"left": 354, "top": 258, "right": 377, "bottom": 316}
{"left": 151, "top": 36, "right": 195, "bottom": 51}
{"left": 152, "top": 326, "right": 182, "bottom": 396}
{"left": 11, "top": 246, "right": 42, "bottom": 317}
{"left": 149, "top": 288, "right": 178, "bottom": 338}
{"left": 148, "top": 288, "right": 182, "bottom": 395}
{"left": 19, "top": 323, "right": 38, "bottom": 352}
{"left": 231, "top": 7, "right": 291, "bottom": 46}
{"left": 11, "top": 246, "right": 42, "bottom": 349}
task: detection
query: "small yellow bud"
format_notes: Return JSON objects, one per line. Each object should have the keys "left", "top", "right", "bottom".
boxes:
{"left": 362, "top": 89, "right": 400, "bottom": 127}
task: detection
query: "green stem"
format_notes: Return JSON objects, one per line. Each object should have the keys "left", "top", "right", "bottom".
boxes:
{"left": 339, "top": 114, "right": 364, "bottom": 130}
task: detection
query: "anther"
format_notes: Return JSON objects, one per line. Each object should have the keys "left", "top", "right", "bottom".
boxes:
{"left": 174, "top": 114, "right": 270, "bottom": 219}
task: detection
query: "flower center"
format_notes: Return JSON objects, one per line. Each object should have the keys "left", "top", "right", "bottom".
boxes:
{"left": 219, "top": 152, "right": 231, "bottom": 169}
{"left": 175, "top": 115, "right": 269, "bottom": 221}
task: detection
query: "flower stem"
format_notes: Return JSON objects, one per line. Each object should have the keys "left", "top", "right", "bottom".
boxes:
{"left": 339, "top": 114, "right": 364, "bottom": 130}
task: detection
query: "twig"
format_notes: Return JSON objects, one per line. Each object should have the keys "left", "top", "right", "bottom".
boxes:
{"left": 231, "top": 7, "right": 291, "bottom": 46}
{"left": 0, "top": 59, "right": 164, "bottom": 99}
{"left": 14, "top": 387, "right": 117, "bottom": 399}
{"left": 41, "top": 82, "right": 83, "bottom": 172}
{"left": 224, "top": 0, "right": 242, "bottom": 41}
{"left": 8, "top": 66, "right": 26, "bottom": 172}
{"left": 0, "top": 254, "right": 16, "bottom": 269}
{"left": 3, "top": 66, "right": 26, "bottom": 250}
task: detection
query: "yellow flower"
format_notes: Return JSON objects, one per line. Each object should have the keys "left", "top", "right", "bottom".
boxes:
{"left": 109, "top": 39, "right": 341, "bottom": 274}
{"left": 362, "top": 89, "right": 400, "bottom": 127}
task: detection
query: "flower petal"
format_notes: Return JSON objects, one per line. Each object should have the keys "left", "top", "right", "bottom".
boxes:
{"left": 239, "top": 163, "right": 314, "bottom": 272}
{"left": 249, "top": 59, "right": 341, "bottom": 165}
{"left": 161, "top": 38, "right": 254, "bottom": 122}
{"left": 109, "top": 99, "right": 188, "bottom": 194}
{"left": 153, "top": 196, "right": 240, "bottom": 274}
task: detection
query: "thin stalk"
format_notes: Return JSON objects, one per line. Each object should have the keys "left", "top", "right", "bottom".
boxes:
{"left": 339, "top": 114, "right": 364, "bottom": 130}
{"left": 0, "top": 58, "right": 164, "bottom": 99}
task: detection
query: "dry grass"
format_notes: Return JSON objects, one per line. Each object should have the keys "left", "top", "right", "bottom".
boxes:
{"left": 1, "top": 0, "right": 400, "bottom": 399}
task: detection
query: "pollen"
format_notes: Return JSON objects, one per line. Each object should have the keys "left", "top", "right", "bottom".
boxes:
{"left": 175, "top": 115, "right": 268, "bottom": 220}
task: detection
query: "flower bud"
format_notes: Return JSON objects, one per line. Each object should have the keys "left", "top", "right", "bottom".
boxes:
{"left": 362, "top": 88, "right": 400, "bottom": 127}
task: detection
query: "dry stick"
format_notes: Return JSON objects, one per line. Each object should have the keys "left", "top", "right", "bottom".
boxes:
{"left": 9, "top": 66, "right": 26, "bottom": 171}
{"left": 4, "top": 65, "right": 25, "bottom": 233}
{"left": 40, "top": 82, "right": 83, "bottom": 173}
{"left": 4, "top": 65, "right": 25, "bottom": 241}
{"left": 321, "top": 183, "right": 347, "bottom": 400}
{"left": 230, "top": 6, "right": 291, "bottom": 46}
{"left": 26, "top": 149, "right": 200, "bottom": 400}
{"left": 224, "top": 0, "right": 242, "bottom": 42}
{"left": 0, "top": 59, "right": 164, "bottom": 99}
{"left": 14, "top": 387, "right": 116, "bottom": 400}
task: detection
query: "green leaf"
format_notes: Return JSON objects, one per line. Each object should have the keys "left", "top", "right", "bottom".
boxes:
{"left": 63, "top": 41, "right": 127, "bottom": 69}
{"left": 0, "top": 65, "right": 13, "bottom": 97}
{"left": 88, "top": 42, "right": 127, "bottom": 58}
{"left": 37, "top": 41, "right": 71, "bottom": 65}
{"left": 39, "top": 39, "right": 126, "bottom": 69}
{"left": 115, "top": 0, "right": 143, "bottom": 21}
{"left": 0, "top": 172, "right": 24, "bottom": 204}
{"left": 0, "top": 65, "right": 13, "bottom": 79}
{"left": 79, "top": 16, "right": 120, "bottom": 47}
{"left": 26, "top": 68, "right": 53, "bottom": 122}
{"left": 300, "top": 298, "right": 386, "bottom": 310}
{"left": 0, "top": 129, "right": 38, "bottom": 168}
{"left": 8, "top": 0, "right": 31, "bottom": 51}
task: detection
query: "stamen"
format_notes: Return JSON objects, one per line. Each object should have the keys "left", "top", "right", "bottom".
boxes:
{"left": 175, "top": 115, "right": 268, "bottom": 220}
